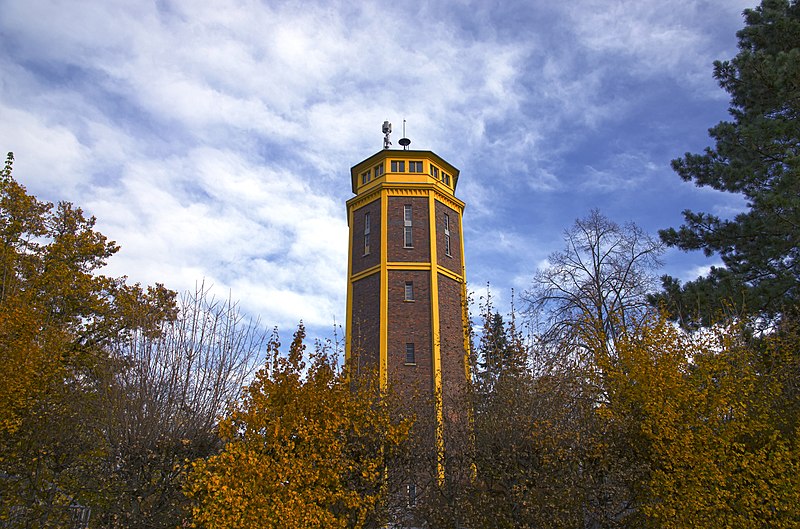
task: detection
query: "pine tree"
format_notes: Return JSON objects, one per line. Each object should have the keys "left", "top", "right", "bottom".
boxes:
{"left": 655, "top": 0, "right": 800, "bottom": 326}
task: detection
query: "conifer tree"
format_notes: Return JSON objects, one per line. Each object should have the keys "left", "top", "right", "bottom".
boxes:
{"left": 655, "top": 0, "right": 800, "bottom": 326}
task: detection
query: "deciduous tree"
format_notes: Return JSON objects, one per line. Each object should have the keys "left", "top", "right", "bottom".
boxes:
{"left": 599, "top": 315, "right": 800, "bottom": 528}
{"left": 185, "top": 325, "right": 410, "bottom": 529}
{"left": 0, "top": 152, "right": 177, "bottom": 527}
{"left": 93, "top": 283, "right": 265, "bottom": 529}
{"left": 524, "top": 209, "right": 663, "bottom": 356}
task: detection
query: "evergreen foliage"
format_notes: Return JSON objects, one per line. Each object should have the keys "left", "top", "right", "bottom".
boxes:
{"left": 655, "top": 0, "right": 800, "bottom": 327}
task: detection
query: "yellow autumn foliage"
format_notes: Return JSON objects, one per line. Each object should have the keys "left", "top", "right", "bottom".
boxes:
{"left": 186, "top": 325, "right": 410, "bottom": 529}
{"left": 598, "top": 315, "right": 800, "bottom": 529}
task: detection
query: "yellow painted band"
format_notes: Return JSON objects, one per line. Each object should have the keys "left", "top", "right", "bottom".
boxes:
{"left": 379, "top": 188, "right": 389, "bottom": 391}
{"left": 345, "top": 204, "right": 354, "bottom": 369}
{"left": 459, "top": 207, "right": 471, "bottom": 382}
{"left": 350, "top": 264, "right": 380, "bottom": 282}
{"left": 428, "top": 192, "right": 445, "bottom": 484}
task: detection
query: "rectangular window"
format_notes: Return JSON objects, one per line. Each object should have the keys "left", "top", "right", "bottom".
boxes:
{"left": 374, "top": 163, "right": 384, "bottom": 177}
{"left": 403, "top": 205, "right": 413, "bottom": 248}
{"left": 405, "top": 343, "right": 415, "bottom": 364}
{"left": 361, "top": 170, "right": 371, "bottom": 185}
{"left": 444, "top": 173, "right": 451, "bottom": 186}
{"left": 430, "top": 165, "right": 439, "bottom": 179}
{"left": 391, "top": 160, "right": 406, "bottom": 172}
{"left": 444, "top": 213, "right": 451, "bottom": 257}
{"left": 364, "top": 212, "right": 370, "bottom": 255}
{"left": 407, "top": 483, "right": 417, "bottom": 507}
{"left": 409, "top": 161, "right": 423, "bottom": 173}
{"left": 404, "top": 281, "right": 414, "bottom": 301}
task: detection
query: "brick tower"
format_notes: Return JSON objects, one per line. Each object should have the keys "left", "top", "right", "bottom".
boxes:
{"left": 345, "top": 124, "right": 470, "bottom": 484}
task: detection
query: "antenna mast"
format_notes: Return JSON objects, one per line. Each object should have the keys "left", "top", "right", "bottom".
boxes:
{"left": 382, "top": 121, "right": 392, "bottom": 149}
{"left": 398, "top": 119, "right": 411, "bottom": 150}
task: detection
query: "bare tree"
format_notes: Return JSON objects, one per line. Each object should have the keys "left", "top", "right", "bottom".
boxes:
{"left": 96, "top": 282, "right": 266, "bottom": 528}
{"left": 518, "top": 211, "right": 663, "bottom": 528}
{"left": 524, "top": 209, "right": 664, "bottom": 353}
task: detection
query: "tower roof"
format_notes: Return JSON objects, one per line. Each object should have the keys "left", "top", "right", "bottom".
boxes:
{"left": 349, "top": 149, "right": 460, "bottom": 195}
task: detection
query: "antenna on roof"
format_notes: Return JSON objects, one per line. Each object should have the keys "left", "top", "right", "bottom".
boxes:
{"left": 382, "top": 121, "right": 392, "bottom": 149}
{"left": 398, "top": 119, "right": 411, "bottom": 150}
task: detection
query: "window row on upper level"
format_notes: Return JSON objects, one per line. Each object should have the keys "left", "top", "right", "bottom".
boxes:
{"left": 360, "top": 162, "right": 385, "bottom": 185}
{"left": 429, "top": 163, "right": 452, "bottom": 186}
{"left": 391, "top": 160, "right": 424, "bottom": 173}
{"left": 359, "top": 160, "right": 452, "bottom": 187}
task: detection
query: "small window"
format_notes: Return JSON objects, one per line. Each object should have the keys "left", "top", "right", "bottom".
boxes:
{"left": 444, "top": 173, "right": 451, "bottom": 186}
{"left": 405, "top": 343, "right": 415, "bottom": 364}
{"left": 364, "top": 212, "right": 371, "bottom": 255}
{"left": 374, "top": 163, "right": 384, "bottom": 177}
{"left": 444, "top": 213, "right": 451, "bottom": 257}
{"left": 404, "top": 281, "right": 414, "bottom": 301}
{"left": 430, "top": 165, "right": 439, "bottom": 179}
{"left": 391, "top": 160, "right": 405, "bottom": 172}
{"left": 403, "top": 205, "right": 413, "bottom": 248}
{"left": 407, "top": 482, "right": 417, "bottom": 507}
{"left": 361, "top": 170, "right": 371, "bottom": 185}
{"left": 409, "top": 161, "right": 423, "bottom": 173}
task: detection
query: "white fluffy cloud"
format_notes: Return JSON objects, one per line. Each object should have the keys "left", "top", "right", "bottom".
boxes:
{"left": 0, "top": 0, "right": 751, "bottom": 334}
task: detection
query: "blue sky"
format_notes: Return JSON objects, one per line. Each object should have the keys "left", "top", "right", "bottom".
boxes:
{"left": 0, "top": 0, "right": 754, "bottom": 340}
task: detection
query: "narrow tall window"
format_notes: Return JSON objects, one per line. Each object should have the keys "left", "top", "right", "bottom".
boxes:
{"left": 364, "top": 212, "right": 370, "bottom": 255}
{"left": 361, "top": 170, "right": 371, "bottom": 185}
{"left": 409, "top": 160, "right": 423, "bottom": 173}
{"left": 444, "top": 173, "right": 451, "bottom": 185}
{"left": 407, "top": 483, "right": 417, "bottom": 506}
{"left": 374, "top": 163, "right": 384, "bottom": 177}
{"left": 391, "top": 160, "right": 406, "bottom": 172}
{"left": 405, "top": 343, "right": 415, "bottom": 364}
{"left": 403, "top": 205, "right": 413, "bottom": 248}
{"left": 404, "top": 281, "right": 414, "bottom": 301}
{"left": 444, "top": 213, "right": 451, "bottom": 257}
{"left": 430, "top": 165, "right": 440, "bottom": 179}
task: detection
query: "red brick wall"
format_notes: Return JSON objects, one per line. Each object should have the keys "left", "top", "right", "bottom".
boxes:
{"left": 434, "top": 201, "right": 462, "bottom": 274}
{"left": 387, "top": 196, "right": 430, "bottom": 262}
{"left": 387, "top": 269, "right": 433, "bottom": 396}
{"left": 350, "top": 272, "right": 380, "bottom": 374}
{"left": 351, "top": 199, "right": 381, "bottom": 275}
{"left": 437, "top": 274, "right": 469, "bottom": 420}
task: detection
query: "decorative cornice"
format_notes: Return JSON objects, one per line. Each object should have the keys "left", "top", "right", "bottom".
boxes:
{"left": 384, "top": 187, "right": 431, "bottom": 198}
{"left": 347, "top": 190, "right": 381, "bottom": 211}
{"left": 433, "top": 190, "right": 465, "bottom": 213}
{"left": 347, "top": 186, "right": 464, "bottom": 217}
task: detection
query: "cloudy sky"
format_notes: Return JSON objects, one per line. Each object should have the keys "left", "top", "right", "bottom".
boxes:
{"left": 1, "top": 0, "right": 754, "bottom": 340}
